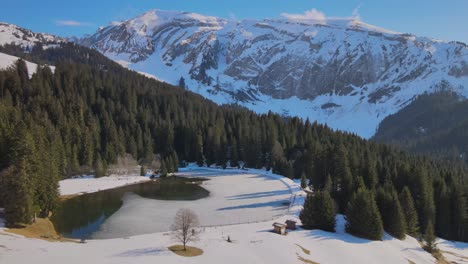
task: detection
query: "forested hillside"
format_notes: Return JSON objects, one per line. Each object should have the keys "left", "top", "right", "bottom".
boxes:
{"left": 0, "top": 43, "right": 466, "bottom": 242}
{"left": 374, "top": 92, "right": 468, "bottom": 165}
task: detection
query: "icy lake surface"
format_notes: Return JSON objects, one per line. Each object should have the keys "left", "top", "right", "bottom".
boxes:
{"left": 55, "top": 169, "right": 292, "bottom": 239}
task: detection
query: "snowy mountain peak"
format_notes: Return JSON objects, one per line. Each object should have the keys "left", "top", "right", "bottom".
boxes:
{"left": 346, "top": 20, "right": 402, "bottom": 35}
{"left": 0, "top": 22, "right": 63, "bottom": 47}
{"left": 112, "top": 9, "right": 225, "bottom": 34}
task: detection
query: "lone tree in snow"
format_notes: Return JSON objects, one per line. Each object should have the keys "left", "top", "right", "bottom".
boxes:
{"left": 171, "top": 208, "right": 200, "bottom": 250}
{"left": 423, "top": 220, "right": 437, "bottom": 253}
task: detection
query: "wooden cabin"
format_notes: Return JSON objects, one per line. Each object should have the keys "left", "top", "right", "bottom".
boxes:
{"left": 272, "top": 222, "right": 286, "bottom": 235}
{"left": 285, "top": 220, "right": 297, "bottom": 230}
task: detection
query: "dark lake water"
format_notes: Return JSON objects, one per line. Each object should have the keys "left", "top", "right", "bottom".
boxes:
{"left": 51, "top": 177, "right": 209, "bottom": 239}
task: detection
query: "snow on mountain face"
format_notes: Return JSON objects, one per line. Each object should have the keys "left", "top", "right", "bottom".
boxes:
{"left": 79, "top": 10, "right": 468, "bottom": 138}
{"left": 0, "top": 22, "right": 64, "bottom": 47}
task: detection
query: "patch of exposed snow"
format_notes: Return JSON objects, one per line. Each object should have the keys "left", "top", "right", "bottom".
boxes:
{"left": 116, "top": 59, "right": 131, "bottom": 68}
{"left": 437, "top": 238, "right": 468, "bottom": 264}
{"left": 0, "top": 52, "right": 55, "bottom": 78}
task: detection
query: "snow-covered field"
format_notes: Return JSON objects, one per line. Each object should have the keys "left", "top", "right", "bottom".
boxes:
{"left": 437, "top": 239, "right": 468, "bottom": 264}
{"left": 1, "top": 167, "right": 467, "bottom": 264}
{"left": 59, "top": 174, "right": 150, "bottom": 196}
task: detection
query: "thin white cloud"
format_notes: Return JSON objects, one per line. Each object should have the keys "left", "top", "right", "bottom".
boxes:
{"left": 281, "top": 8, "right": 326, "bottom": 24}
{"left": 56, "top": 20, "right": 92, "bottom": 27}
{"left": 281, "top": 6, "right": 362, "bottom": 25}
{"left": 228, "top": 12, "right": 238, "bottom": 21}
{"left": 352, "top": 4, "right": 362, "bottom": 20}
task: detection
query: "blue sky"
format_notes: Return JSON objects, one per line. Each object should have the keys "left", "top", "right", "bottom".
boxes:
{"left": 3, "top": 0, "right": 467, "bottom": 43}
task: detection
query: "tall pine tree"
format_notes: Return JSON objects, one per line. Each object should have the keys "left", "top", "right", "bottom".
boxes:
{"left": 300, "top": 191, "right": 336, "bottom": 232}
{"left": 345, "top": 188, "right": 384, "bottom": 240}
{"left": 399, "top": 186, "right": 420, "bottom": 237}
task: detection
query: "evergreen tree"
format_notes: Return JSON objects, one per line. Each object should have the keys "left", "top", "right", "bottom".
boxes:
{"left": 229, "top": 140, "right": 239, "bottom": 167}
{"left": 196, "top": 133, "right": 204, "bottom": 167}
{"left": 160, "top": 160, "right": 168, "bottom": 177}
{"left": 435, "top": 180, "right": 451, "bottom": 238}
{"left": 449, "top": 185, "right": 466, "bottom": 240}
{"left": 178, "top": 77, "right": 186, "bottom": 89}
{"left": 323, "top": 174, "right": 332, "bottom": 193}
{"left": 345, "top": 188, "right": 384, "bottom": 240}
{"left": 94, "top": 154, "right": 105, "bottom": 178}
{"left": 411, "top": 166, "right": 435, "bottom": 232}
{"left": 3, "top": 124, "right": 35, "bottom": 225}
{"left": 376, "top": 187, "right": 406, "bottom": 239}
{"left": 300, "top": 173, "right": 307, "bottom": 189}
{"left": 172, "top": 151, "right": 179, "bottom": 172}
{"left": 140, "top": 165, "right": 145, "bottom": 176}
{"left": 300, "top": 191, "right": 336, "bottom": 232}
{"left": 399, "top": 186, "right": 420, "bottom": 237}
{"left": 423, "top": 221, "right": 437, "bottom": 253}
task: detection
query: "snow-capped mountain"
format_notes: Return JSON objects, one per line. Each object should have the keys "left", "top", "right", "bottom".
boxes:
{"left": 78, "top": 9, "right": 468, "bottom": 138}
{"left": 0, "top": 23, "right": 60, "bottom": 76}
{"left": 0, "top": 22, "right": 64, "bottom": 47}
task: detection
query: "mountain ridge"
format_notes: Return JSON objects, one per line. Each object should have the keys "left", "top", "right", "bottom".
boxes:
{"left": 75, "top": 9, "right": 468, "bottom": 138}
{"left": 0, "top": 22, "right": 64, "bottom": 47}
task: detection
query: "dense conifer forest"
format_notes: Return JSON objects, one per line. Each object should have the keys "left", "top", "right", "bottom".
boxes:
{"left": 0, "top": 43, "right": 466, "bottom": 242}
{"left": 374, "top": 92, "right": 468, "bottom": 165}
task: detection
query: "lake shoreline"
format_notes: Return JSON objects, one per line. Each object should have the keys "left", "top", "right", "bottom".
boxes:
{"left": 59, "top": 174, "right": 152, "bottom": 197}
{"left": 54, "top": 175, "right": 210, "bottom": 239}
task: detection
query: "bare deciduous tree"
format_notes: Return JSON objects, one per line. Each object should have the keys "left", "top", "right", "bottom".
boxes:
{"left": 171, "top": 208, "right": 200, "bottom": 250}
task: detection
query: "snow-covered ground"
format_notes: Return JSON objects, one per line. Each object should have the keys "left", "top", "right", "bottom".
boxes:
{"left": 1, "top": 167, "right": 466, "bottom": 264}
{"left": 437, "top": 238, "right": 468, "bottom": 264}
{"left": 0, "top": 52, "right": 55, "bottom": 78}
{"left": 59, "top": 174, "right": 150, "bottom": 196}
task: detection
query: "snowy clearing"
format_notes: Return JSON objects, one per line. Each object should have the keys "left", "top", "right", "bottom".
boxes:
{"left": 0, "top": 52, "right": 55, "bottom": 78}
{"left": 0, "top": 167, "right": 466, "bottom": 264}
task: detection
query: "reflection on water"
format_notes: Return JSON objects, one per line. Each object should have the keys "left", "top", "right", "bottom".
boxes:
{"left": 51, "top": 177, "right": 208, "bottom": 239}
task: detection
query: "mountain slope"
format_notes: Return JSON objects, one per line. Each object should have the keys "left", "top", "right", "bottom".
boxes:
{"left": 373, "top": 92, "right": 468, "bottom": 164}
{"left": 79, "top": 9, "right": 468, "bottom": 138}
{"left": 0, "top": 52, "right": 52, "bottom": 78}
{"left": 0, "top": 22, "right": 64, "bottom": 47}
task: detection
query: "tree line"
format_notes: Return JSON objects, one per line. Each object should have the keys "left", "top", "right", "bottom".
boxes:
{"left": 0, "top": 43, "right": 466, "bottom": 241}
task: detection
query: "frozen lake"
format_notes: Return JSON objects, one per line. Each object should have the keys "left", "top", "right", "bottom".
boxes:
{"left": 54, "top": 169, "right": 292, "bottom": 239}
